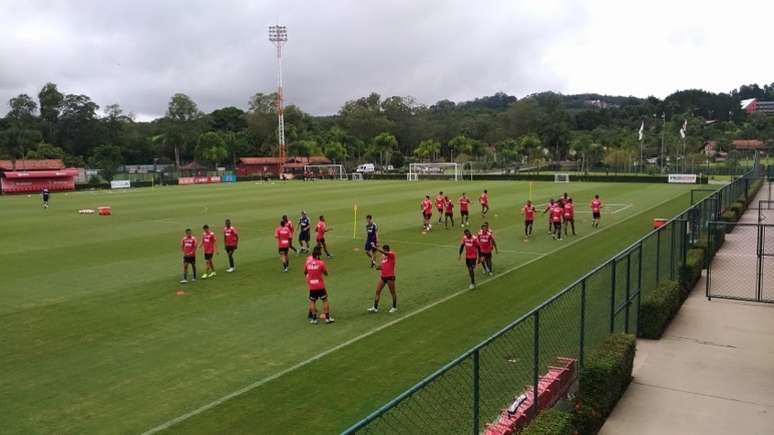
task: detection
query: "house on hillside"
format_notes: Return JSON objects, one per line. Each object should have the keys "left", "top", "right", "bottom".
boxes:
{"left": 741, "top": 99, "right": 774, "bottom": 115}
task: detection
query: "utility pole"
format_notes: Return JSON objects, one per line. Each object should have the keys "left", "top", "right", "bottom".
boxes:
{"left": 269, "top": 25, "right": 288, "bottom": 177}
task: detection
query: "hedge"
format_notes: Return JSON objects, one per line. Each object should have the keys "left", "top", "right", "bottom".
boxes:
{"left": 638, "top": 280, "right": 681, "bottom": 339}
{"left": 574, "top": 333, "right": 636, "bottom": 435}
{"left": 520, "top": 409, "right": 575, "bottom": 435}
{"left": 679, "top": 248, "right": 704, "bottom": 298}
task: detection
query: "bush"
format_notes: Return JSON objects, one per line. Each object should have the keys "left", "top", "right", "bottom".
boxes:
{"left": 730, "top": 200, "right": 745, "bottom": 217}
{"left": 638, "top": 280, "right": 681, "bottom": 339}
{"left": 679, "top": 248, "right": 704, "bottom": 298}
{"left": 521, "top": 409, "right": 575, "bottom": 435}
{"left": 574, "top": 334, "right": 636, "bottom": 435}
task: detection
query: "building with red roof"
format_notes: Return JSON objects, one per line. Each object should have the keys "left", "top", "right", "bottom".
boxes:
{"left": 236, "top": 156, "right": 331, "bottom": 177}
{"left": 0, "top": 159, "right": 78, "bottom": 194}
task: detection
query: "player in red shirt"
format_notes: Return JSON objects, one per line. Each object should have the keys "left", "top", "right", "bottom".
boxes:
{"left": 522, "top": 200, "right": 536, "bottom": 240}
{"left": 479, "top": 190, "right": 490, "bottom": 217}
{"left": 282, "top": 214, "right": 298, "bottom": 254}
{"left": 543, "top": 199, "right": 556, "bottom": 234}
{"left": 477, "top": 223, "right": 498, "bottom": 275}
{"left": 591, "top": 195, "right": 603, "bottom": 229}
{"left": 304, "top": 246, "right": 334, "bottom": 324}
{"left": 459, "top": 193, "right": 471, "bottom": 227}
{"left": 275, "top": 220, "right": 292, "bottom": 272}
{"left": 444, "top": 195, "right": 455, "bottom": 229}
{"left": 421, "top": 195, "right": 433, "bottom": 232}
{"left": 223, "top": 218, "right": 239, "bottom": 272}
{"left": 550, "top": 202, "right": 564, "bottom": 240}
{"left": 563, "top": 198, "right": 576, "bottom": 236}
{"left": 458, "top": 229, "right": 480, "bottom": 289}
{"left": 180, "top": 228, "right": 198, "bottom": 284}
{"left": 368, "top": 244, "right": 398, "bottom": 313}
{"left": 200, "top": 224, "right": 218, "bottom": 279}
{"left": 316, "top": 215, "right": 333, "bottom": 257}
{"left": 435, "top": 192, "right": 446, "bottom": 224}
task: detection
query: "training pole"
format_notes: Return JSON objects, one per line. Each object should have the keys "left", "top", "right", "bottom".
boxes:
{"left": 353, "top": 204, "right": 358, "bottom": 239}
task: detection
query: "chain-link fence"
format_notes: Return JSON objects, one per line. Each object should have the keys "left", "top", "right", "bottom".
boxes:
{"left": 343, "top": 163, "right": 762, "bottom": 435}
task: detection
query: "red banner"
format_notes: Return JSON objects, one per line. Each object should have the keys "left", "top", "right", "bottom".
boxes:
{"left": 178, "top": 176, "right": 222, "bottom": 185}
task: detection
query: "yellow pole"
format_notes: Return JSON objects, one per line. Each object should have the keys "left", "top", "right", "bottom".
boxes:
{"left": 353, "top": 203, "right": 358, "bottom": 239}
{"left": 529, "top": 181, "right": 533, "bottom": 201}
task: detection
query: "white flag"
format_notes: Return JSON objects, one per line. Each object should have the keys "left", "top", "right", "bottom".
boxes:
{"left": 638, "top": 121, "right": 644, "bottom": 141}
{"left": 679, "top": 120, "right": 687, "bottom": 139}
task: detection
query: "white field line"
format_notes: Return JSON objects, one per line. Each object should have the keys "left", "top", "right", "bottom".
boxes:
{"left": 329, "top": 234, "right": 544, "bottom": 256}
{"left": 140, "top": 194, "right": 673, "bottom": 435}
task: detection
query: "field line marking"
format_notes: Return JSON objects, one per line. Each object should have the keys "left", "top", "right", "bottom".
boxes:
{"left": 141, "top": 192, "right": 680, "bottom": 435}
{"left": 612, "top": 204, "right": 634, "bottom": 214}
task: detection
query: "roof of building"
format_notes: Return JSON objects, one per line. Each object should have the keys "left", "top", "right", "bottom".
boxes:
{"left": 732, "top": 139, "right": 766, "bottom": 150}
{"left": 239, "top": 155, "right": 331, "bottom": 165}
{"left": 179, "top": 161, "right": 208, "bottom": 170}
{"left": 0, "top": 159, "right": 65, "bottom": 171}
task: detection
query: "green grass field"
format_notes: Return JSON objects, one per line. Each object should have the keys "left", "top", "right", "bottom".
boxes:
{"left": 0, "top": 180, "right": 697, "bottom": 434}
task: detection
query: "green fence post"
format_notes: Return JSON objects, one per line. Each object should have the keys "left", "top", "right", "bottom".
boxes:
{"left": 670, "top": 223, "right": 676, "bottom": 280}
{"left": 473, "top": 349, "right": 480, "bottom": 435}
{"left": 637, "top": 243, "right": 643, "bottom": 337}
{"left": 625, "top": 252, "right": 631, "bottom": 333}
{"left": 656, "top": 230, "right": 661, "bottom": 283}
{"left": 532, "top": 311, "right": 540, "bottom": 418}
{"left": 610, "top": 258, "right": 617, "bottom": 333}
{"left": 579, "top": 279, "right": 586, "bottom": 369}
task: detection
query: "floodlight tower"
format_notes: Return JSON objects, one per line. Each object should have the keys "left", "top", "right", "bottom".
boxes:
{"left": 269, "top": 24, "right": 288, "bottom": 175}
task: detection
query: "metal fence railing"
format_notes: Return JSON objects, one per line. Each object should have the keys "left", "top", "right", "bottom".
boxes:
{"left": 343, "top": 160, "right": 763, "bottom": 435}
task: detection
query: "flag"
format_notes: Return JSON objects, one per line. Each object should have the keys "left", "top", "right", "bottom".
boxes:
{"left": 679, "top": 120, "right": 687, "bottom": 139}
{"left": 638, "top": 121, "right": 644, "bottom": 141}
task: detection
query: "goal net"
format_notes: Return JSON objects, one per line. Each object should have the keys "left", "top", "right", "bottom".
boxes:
{"left": 304, "top": 164, "right": 347, "bottom": 180}
{"left": 408, "top": 163, "right": 460, "bottom": 181}
{"left": 554, "top": 173, "right": 570, "bottom": 183}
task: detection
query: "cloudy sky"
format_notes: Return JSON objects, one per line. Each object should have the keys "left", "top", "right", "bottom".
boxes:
{"left": 1, "top": 0, "right": 772, "bottom": 120}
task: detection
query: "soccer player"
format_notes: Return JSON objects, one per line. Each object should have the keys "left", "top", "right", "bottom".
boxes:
{"left": 41, "top": 188, "right": 50, "bottom": 209}
{"left": 275, "top": 220, "right": 292, "bottom": 272}
{"left": 550, "top": 201, "right": 564, "bottom": 240}
{"left": 458, "top": 228, "right": 479, "bottom": 289}
{"left": 477, "top": 223, "right": 498, "bottom": 275}
{"left": 444, "top": 195, "right": 455, "bottom": 229}
{"left": 223, "top": 219, "right": 238, "bottom": 272}
{"left": 522, "top": 200, "right": 536, "bottom": 240}
{"left": 368, "top": 244, "right": 398, "bottom": 313}
{"left": 304, "top": 246, "right": 334, "bottom": 324}
{"left": 479, "top": 189, "right": 490, "bottom": 217}
{"left": 298, "top": 211, "right": 311, "bottom": 253}
{"left": 282, "top": 214, "right": 299, "bottom": 254}
{"left": 543, "top": 199, "right": 556, "bottom": 234}
{"left": 591, "top": 195, "right": 603, "bottom": 229}
{"left": 316, "top": 215, "right": 332, "bottom": 257}
{"left": 364, "top": 214, "right": 379, "bottom": 268}
{"left": 421, "top": 195, "right": 433, "bottom": 232}
{"left": 435, "top": 191, "right": 445, "bottom": 223}
{"left": 459, "top": 193, "right": 471, "bottom": 227}
{"left": 200, "top": 224, "right": 218, "bottom": 278}
{"left": 563, "top": 198, "right": 576, "bottom": 236}
{"left": 180, "top": 228, "right": 197, "bottom": 284}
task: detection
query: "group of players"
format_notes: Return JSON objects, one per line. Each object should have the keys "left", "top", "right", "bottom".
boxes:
{"left": 177, "top": 188, "right": 604, "bottom": 325}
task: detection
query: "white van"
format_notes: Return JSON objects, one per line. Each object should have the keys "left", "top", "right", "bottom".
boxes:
{"left": 356, "top": 163, "right": 376, "bottom": 173}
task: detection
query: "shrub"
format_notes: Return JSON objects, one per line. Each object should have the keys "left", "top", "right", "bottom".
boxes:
{"left": 679, "top": 248, "right": 704, "bottom": 298}
{"left": 574, "top": 334, "right": 636, "bottom": 435}
{"left": 521, "top": 409, "right": 575, "bottom": 435}
{"left": 730, "top": 200, "right": 746, "bottom": 216}
{"left": 721, "top": 210, "right": 737, "bottom": 231}
{"left": 638, "top": 280, "right": 681, "bottom": 339}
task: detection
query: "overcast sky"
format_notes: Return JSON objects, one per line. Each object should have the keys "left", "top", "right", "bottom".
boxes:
{"left": 1, "top": 0, "right": 772, "bottom": 120}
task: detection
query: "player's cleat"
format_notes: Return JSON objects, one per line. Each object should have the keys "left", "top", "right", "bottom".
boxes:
{"left": 325, "top": 317, "right": 335, "bottom": 324}
{"left": 327, "top": 254, "right": 334, "bottom": 259}
{"left": 209, "top": 271, "right": 216, "bottom": 277}
{"left": 282, "top": 267, "right": 288, "bottom": 273}
{"left": 226, "top": 267, "right": 234, "bottom": 273}
{"left": 191, "top": 278, "right": 197, "bottom": 282}
{"left": 370, "top": 260, "right": 375, "bottom": 269}
{"left": 489, "top": 271, "right": 494, "bottom": 276}
{"left": 310, "top": 318, "right": 319, "bottom": 325}
{"left": 389, "top": 307, "right": 398, "bottom": 313}
{"left": 179, "top": 279, "right": 188, "bottom": 284}
{"left": 367, "top": 307, "right": 378, "bottom": 313}
{"left": 469, "top": 283, "right": 475, "bottom": 289}
{"left": 201, "top": 273, "right": 209, "bottom": 279}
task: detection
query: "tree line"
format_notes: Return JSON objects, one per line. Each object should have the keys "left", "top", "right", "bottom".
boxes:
{"left": 1, "top": 81, "right": 773, "bottom": 179}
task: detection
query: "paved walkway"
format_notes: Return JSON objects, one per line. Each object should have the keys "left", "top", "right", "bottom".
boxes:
{"left": 600, "top": 187, "right": 774, "bottom": 435}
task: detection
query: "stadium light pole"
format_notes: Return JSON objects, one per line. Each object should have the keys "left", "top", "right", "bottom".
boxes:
{"left": 269, "top": 24, "right": 288, "bottom": 176}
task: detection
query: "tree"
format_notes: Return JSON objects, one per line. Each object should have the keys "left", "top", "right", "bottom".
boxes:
{"left": 38, "top": 83, "right": 64, "bottom": 143}
{"left": 448, "top": 135, "right": 473, "bottom": 159}
{"left": 414, "top": 139, "right": 441, "bottom": 161}
{"left": 89, "top": 144, "right": 123, "bottom": 181}
{"left": 58, "top": 94, "right": 100, "bottom": 156}
{"left": 210, "top": 106, "right": 246, "bottom": 132}
{"left": 2, "top": 94, "right": 41, "bottom": 166}
{"left": 497, "top": 138, "right": 523, "bottom": 164}
{"left": 248, "top": 92, "right": 278, "bottom": 114}
{"left": 323, "top": 141, "right": 348, "bottom": 163}
{"left": 165, "top": 93, "right": 202, "bottom": 167}
{"left": 195, "top": 132, "right": 228, "bottom": 167}
{"left": 371, "top": 132, "right": 398, "bottom": 166}
{"left": 26, "top": 143, "right": 65, "bottom": 160}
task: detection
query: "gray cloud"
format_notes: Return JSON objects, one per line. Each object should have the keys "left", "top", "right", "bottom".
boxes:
{"left": 1, "top": 1, "right": 770, "bottom": 120}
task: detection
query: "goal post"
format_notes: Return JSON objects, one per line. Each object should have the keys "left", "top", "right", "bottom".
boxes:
{"left": 304, "top": 164, "right": 347, "bottom": 180}
{"left": 554, "top": 173, "right": 570, "bottom": 183}
{"left": 408, "top": 163, "right": 460, "bottom": 181}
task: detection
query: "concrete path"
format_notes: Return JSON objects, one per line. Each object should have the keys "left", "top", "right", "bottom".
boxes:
{"left": 600, "top": 186, "right": 774, "bottom": 435}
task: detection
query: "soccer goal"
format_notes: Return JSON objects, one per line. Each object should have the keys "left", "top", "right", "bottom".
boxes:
{"left": 304, "top": 164, "right": 347, "bottom": 180}
{"left": 554, "top": 173, "right": 570, "bottom": 183}
{"left": 408, "top": 163, "right": 460, "bottom": 181}
{"left": 351, "top": 172, "right": 364, "bottom": 181}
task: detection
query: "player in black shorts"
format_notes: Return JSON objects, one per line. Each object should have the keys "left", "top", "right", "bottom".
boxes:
{"left": 298, "top": 211, "right": 311, "bottom": 253}
{"left": 41, "top": 188, "right": 50, "bottom": 209}
{"left": 364, "top": 214, "right": 378, "bottom": 268}
{"left": 443, "top": 195, "right": 455, "bottom": 229}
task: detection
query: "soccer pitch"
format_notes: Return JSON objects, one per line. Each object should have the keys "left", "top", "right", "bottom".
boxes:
{"left": 0, "top": 180, "right": 696, "bottom": 434}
